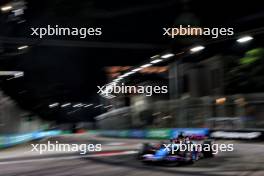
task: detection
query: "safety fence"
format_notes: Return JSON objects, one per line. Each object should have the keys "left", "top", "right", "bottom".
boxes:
{"left": 90, "top": 128, "right": 209, "bottom": 140}
{"left": 91, "top": 128, "right": 264, "bottom": 141}
{"left": 0, "top": 130, "right": 62, "bottom": 148}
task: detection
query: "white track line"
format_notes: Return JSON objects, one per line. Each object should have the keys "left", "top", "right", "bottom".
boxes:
{"left": 0, "top": 150, "right": 138, "bottom": 165}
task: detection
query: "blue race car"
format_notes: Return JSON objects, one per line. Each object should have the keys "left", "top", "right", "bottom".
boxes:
{"left": 138, "top": 138, "right": 214, "bottom": 165}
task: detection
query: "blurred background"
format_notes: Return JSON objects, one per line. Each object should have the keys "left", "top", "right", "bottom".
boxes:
{"left": 0, "top": 0, "right": 264, "bottom": 175}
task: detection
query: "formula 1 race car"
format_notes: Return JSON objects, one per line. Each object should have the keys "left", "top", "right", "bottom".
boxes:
{"left": 138, "top": 137, "right": 214, "bottom": 165}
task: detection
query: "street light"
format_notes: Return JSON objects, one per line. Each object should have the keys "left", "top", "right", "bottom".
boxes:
{"left": 1, "top": 5, "right": 12, "bottom": 12}
{"left": 215, "top": 97, "right": 226, "bottom": 105}
{"left": 161, "top": 53, "right": 174, "bottom": 59}
{"left": 49, "top": 103, "right": 59, "bottom": 108}
{"left": 120, "top": 74, "right": 127, "bottom": 78}
{"left": 150, "top": 59, "right": 162, "bottom": 64}
{"left": 114, "top": 77, "right": 123, "bottom": 82}
{"left": 18, "top": 45, "right": 28, "bottom": 50}
{"left": 14, "top": 72, "right": 24, "bottom": 78}
{"left": 61, "top": 103, "right": 71, "bottom": 108}
{"left": 126, "top": 71, "right": 135, "bottom": 75}
{"left": 236, "top": 36, "right": 253, "bottom": 43}
{"left": 94, "top": 104, "right": 103, "bottom": 108}
{"left": 141, "top": 63, "right": 152, "bottom": 68}
{"left": 73, "top": 103, "right": 83, "bottom": 108}
{"left": 132, "top": 67, "right": 142, "bottom": 72}
{"left": 104, "top": 105, "right": 113, "bottom": 108}
{"left": 84, "top": 104, "right": 93, "bottom": 108}
{"left": 190, "top": 45, "right": 205, "bottom": 53}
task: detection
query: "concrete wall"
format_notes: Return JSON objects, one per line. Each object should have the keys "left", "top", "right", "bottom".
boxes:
{"left": 0, "top": 90, "right": 48, "bottom": 134}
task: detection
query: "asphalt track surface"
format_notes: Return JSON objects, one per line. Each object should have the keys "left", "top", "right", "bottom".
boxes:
{"left": 0, "top": 134, "right": 264, "bottom": 176}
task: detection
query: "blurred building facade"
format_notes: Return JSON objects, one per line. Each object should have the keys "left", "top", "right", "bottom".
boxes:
{"left": 96, "top": 93, "right": 264, "bottom": 129}
{"left": 169, "top": 55, "right": 224, "bottom": 99}
{"left": 97, "top": 51, "right": 264, "bottom": 130}
{"left": 0, "top": 90, "right": 50, "bottom": 134}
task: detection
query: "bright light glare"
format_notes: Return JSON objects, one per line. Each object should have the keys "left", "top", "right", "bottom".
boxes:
{"left": 104, "top": 105, "right": 113, "bottom": 108}
{"left": 108, "top": 82, "right": 116, "bottom": 86}
{"left": 114, "top": 78, "right": 122, "bottom": 82}
{"left": 1, "top": 5, "right": 12, "bottom": 12}
{"left": 84, "top": 104, "right": 93, "bottom": 107}
{"left": 61, "top": 103, "right": 71, "bottom": 107}
{"left": 116, "top": 77, "right": 122, "bottom": 80}
{"left": 132, "top": 68, "right": 142, "bottom": 72}
{"left": 73, "top": 103, "right": 83, "bottom": 108}
{"left": 215, "top": 97, "right": 226, "bottom": 105}
{"left": 126, "top": 72, "right": 134, "bottom": 75}
{"left": 236, "top": 36, "right": 253, "bottom": 43}
{"left": 190, "top": 46, "right": 205, "bottom": 53}
{"left": 150, "top": 55, "right": 160, "bottom": 59}
{"left": 101, "top": 94, "right": 116, "bottom": 99}
{"left": 119, "top": 71, "right": 134, "bottom": 78}
{"left": 18, "top": 45, "right": 28, "bottom": 50}
{"left": 150, "top": 59, "right": 162, "bottom": 64}
{"left": 49, "top": 103, "right": 59, "bottom": 108}
{"left": 161, "top": 53, "right": 174, "bottom": 59}
{"left": 0, "top": 71, "right": 23, "bottom": 76}
{"left": 94, "top": 104, "right": 103, "bottom": 108}
{"left": 120, "top": 74, "right": 127, "bottom": 78}
{"left": 141, "top": 64, "right": 152, "bottom": 68}
{"left": 14, "top": 72, "right": 24, "bottom": 78}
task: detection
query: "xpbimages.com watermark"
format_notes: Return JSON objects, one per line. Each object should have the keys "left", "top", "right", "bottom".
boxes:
{"left": 30, "top": 25, "right": 102, "bottom": 38}
{"left": 163, "top": 25, "right": 234, "bottom": 39}
{"left": 163, "top": 142, "right": 234, "bottom": 155}
{"left": 31, "top": 141, "right": 102, "bottom": 154}
{"left": 97, "top": 83, "right": 168, "bottom": 97}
